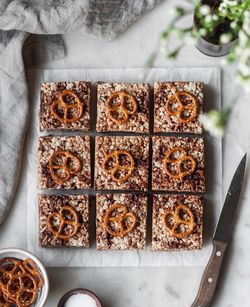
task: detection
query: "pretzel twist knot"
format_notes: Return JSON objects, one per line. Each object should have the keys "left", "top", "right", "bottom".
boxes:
{"left": 47, "top": 205, "right": 81, "bottom": 240}
{"left": 103, "top": 204, "right": 137, "bottom": 238}
{"left": 7, "top": 273, "right": 38, "bottom": 306}
{"left": 22, "top": 259, "right": 44, "bottom": 288}
{"left": 51, "top": 89, "right": 83, "bottom": 124}
{"left": 166, "top": 91, "right": 198, "bottom": 123}
{"left": 48, "top": 150, "right": 82, "bottom": 184}
{"left": 163, "top": 146, "right": 196, "bottom": 180}
{"left": 0, "top": 288, "right": 10, "bottom": 307}
{"left": 0, "top": 257, "right": 44, "bottom": 306}
{"left": 102, "top": 150, "right": 135, "bottom": 183}
{"left": 162, "top": 205, "right": 195, "bottom": 238}
{"left": 106, "top": 91, "right": 138, "bottom": 124}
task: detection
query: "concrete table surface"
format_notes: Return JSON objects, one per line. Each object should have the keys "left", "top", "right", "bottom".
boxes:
{"left": 0, "top": 1, "right": 250, "bottom": 306}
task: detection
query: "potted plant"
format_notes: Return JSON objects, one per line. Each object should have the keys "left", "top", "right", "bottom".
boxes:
{"left": 148, "top": 0, "right": 250, "bottom": 136}
{"left": 194, "top": 0, "right": 239, "bottom": 56}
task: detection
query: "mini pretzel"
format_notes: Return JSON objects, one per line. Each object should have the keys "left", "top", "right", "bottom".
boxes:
{"left": 0, "top": 257, "right": 44, "bottom": 307}
{"left": 47, "top": 205, "right": 81, "bottom": 240}
{"left": 0, "top": 269, "right": 12, "bottom": 300}
{"left": 102, "top": 150, "right": 135, "bottom": 183}
{"left": 163, "top": 146, "right": 196, "bottom": 180}
{"left": 162, "top": 204, "right": 195, "bottom": 238}
{"left": 0, "top": 288, "right": 11, "bottom": 307}
{"left": 51, "top": 89, "right": 83, "bottom": 124}
{"left": 48, "top": 150, "right": 82, "bottom": 184}
{"left": 103, "top": 204, "right": 137, "bottom": 238}
{"left": 7, "top": 273, "right": 38, "bottom": 306}
{"left": 166, "top": 91, "right": 198, "bottom": 123}
{"left": 0, "top": 269, "right": 11, "bottom": 298}
{"left": 0, "top": 258, "right": 26, "bottom": 277}
{"left": 0, "top": 260, "right": 26, "bottom": 302}
{"left": 106, "top": 91, "right": 138, "bottom": 125}
{"left": 22, "top": 259, "right": 44, "bottom": 288}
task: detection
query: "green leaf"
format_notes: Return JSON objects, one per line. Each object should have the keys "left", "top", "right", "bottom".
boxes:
{"left": 167, "top": 46, "right": 182, "bottom": 59}
{"left": 145, "top": 50, "right": 158, "bottom": 68}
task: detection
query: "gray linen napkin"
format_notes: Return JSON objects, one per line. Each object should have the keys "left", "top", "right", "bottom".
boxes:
{"left": 0, "top": 0, "right": 161, "bottom": 224}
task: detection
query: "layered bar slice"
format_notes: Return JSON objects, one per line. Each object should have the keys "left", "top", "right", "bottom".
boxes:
{"left": 152, "top": 194, "right": 203, "bottom": 251}
{"left": 38, "top": 136, "right": 91, "bottom": 189}
{"left": 40, "top": 81, "right": 90, "bottom": 131}
{"left": 152, "top": 136, "right": 205, "bottom": 192}
{"left": 96, "top": 82, "right": 150, "bottom": 133}
{"left": 154, "top": 81, "right": 203, "bottom": 133}
{"left": 39, "top": 194, "right": 89, "bottom": 247}
{"left": 95, "top": 136, "right": 149, "bottom": 191}
{"left": 96, "top": 193, "right": 147, "bottom": 250}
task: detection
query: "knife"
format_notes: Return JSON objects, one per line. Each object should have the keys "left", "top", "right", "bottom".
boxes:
{"left": 191, "top": 153, "right": 247, "bottom": 307}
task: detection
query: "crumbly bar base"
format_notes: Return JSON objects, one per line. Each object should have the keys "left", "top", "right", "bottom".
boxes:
{"left": 95, "top": 136, "right": 149, "bottom": 191}
{"left": 152, "top": 194, "right": 203, "bottom": 251}
{"left": 96, "top": 82, "right": 149, "bottom": 133}
{"left": 96, "top": 193, "right": 147, "bottom": 250}
{"left": 152, "top": 136, "right": 205, "bottom": 192}
{"left": 40, "top": 81, "right": 90, "bottom": 131}
{"left": 39, "top": 194, "right": 89, "bottom": 247}
{"left": 154, "top": 82, "right": 203, "bottom": 133}
{"left": 38, "top": 136, "right": 91, "bottom": 189}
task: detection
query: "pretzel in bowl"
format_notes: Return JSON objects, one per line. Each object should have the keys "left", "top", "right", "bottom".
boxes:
{"left": 47, "top": 205, "right": 81, "bottom": 240}
{"left": 7, "top": 273, "right": 38, "bottom": 306}
{"left": 163, "top": 146, "right": 196, "bottom": 180}
{"left": 103, "top": 204, "right": 137, "bottom": 238}
{"left": 22, "top": 259, "right": 44, "bottom": 288}
{"left": 102, "top": 150, "right": 135, "bottom": 183}
{"left": 0, "top": 257, "right": 44, "bottom": 307}
{"left": 48, "top": 150, "right": 82, "bottom": 184}
{"left": 0, "top": 258, "right": 25, "bottom": 278}
{"left": 162, "top": 204, "right": 195, "bottom": 238}
{"left": 166, "top": 91, "right": 198, "bottom": 123}
{"left": 51, "top": 89, "right": 83, "bottom": 124}
{"left": 106, "top": 91, "right": 138, "bottom": 125}
{"left": 0, "top": 288, "right": 11, "bottom": 307}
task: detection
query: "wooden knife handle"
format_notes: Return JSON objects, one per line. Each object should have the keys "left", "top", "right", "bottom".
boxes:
{"left": 191, "top": 240, "right": 228, "bottom": 307}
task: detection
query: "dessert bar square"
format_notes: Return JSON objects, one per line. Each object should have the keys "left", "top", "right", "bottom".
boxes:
{"left": 96, "top": 82, "right": 150, "bottom": 133}
{"left": 96, "top": 193, "right": 147, "bottom": 250}
{"left": 152, "top": 136, "right": 205, "bottom": 192}
{"left": 154, "top": 81, "right": 203, "bottom": 133}
{"left": 95, "top": 136, "right": 149, "bottom": 191}
{"left": 39, "top": 194, "right": 89, "bottom": 247}
{"left": 152, "top": 194, "right": 203, "bottom": 251}
{"left": 38, "top": 136, "right": 91, "bottom": 189}
{"left": 40, "top": 81, "right": 90, "bottom": 131}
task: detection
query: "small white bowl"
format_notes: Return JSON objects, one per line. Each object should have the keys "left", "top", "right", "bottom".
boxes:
{"left": 0, "top": 247, "right": 49, "bottom": 307}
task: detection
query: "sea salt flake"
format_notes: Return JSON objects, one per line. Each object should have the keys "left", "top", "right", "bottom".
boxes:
{"left": 64, "top": 293, "right": 98, "bottom": 307}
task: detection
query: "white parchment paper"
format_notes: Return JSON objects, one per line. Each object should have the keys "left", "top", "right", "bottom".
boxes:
{"left": 27, "top": 67, "right": 222, "bottom": 267}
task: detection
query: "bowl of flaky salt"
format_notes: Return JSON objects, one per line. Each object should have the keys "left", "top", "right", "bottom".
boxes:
{"left": 57, "top": 288, "right": 103, "bottom": 307}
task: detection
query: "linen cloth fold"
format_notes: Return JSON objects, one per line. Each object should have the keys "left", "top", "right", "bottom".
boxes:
{"left": 0, "top": 0, "right": 161, "bottom": 224}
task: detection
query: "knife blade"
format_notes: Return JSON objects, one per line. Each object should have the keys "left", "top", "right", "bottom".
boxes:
{"left": 191, "top": 153, "right": 247, "bottom": 307}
